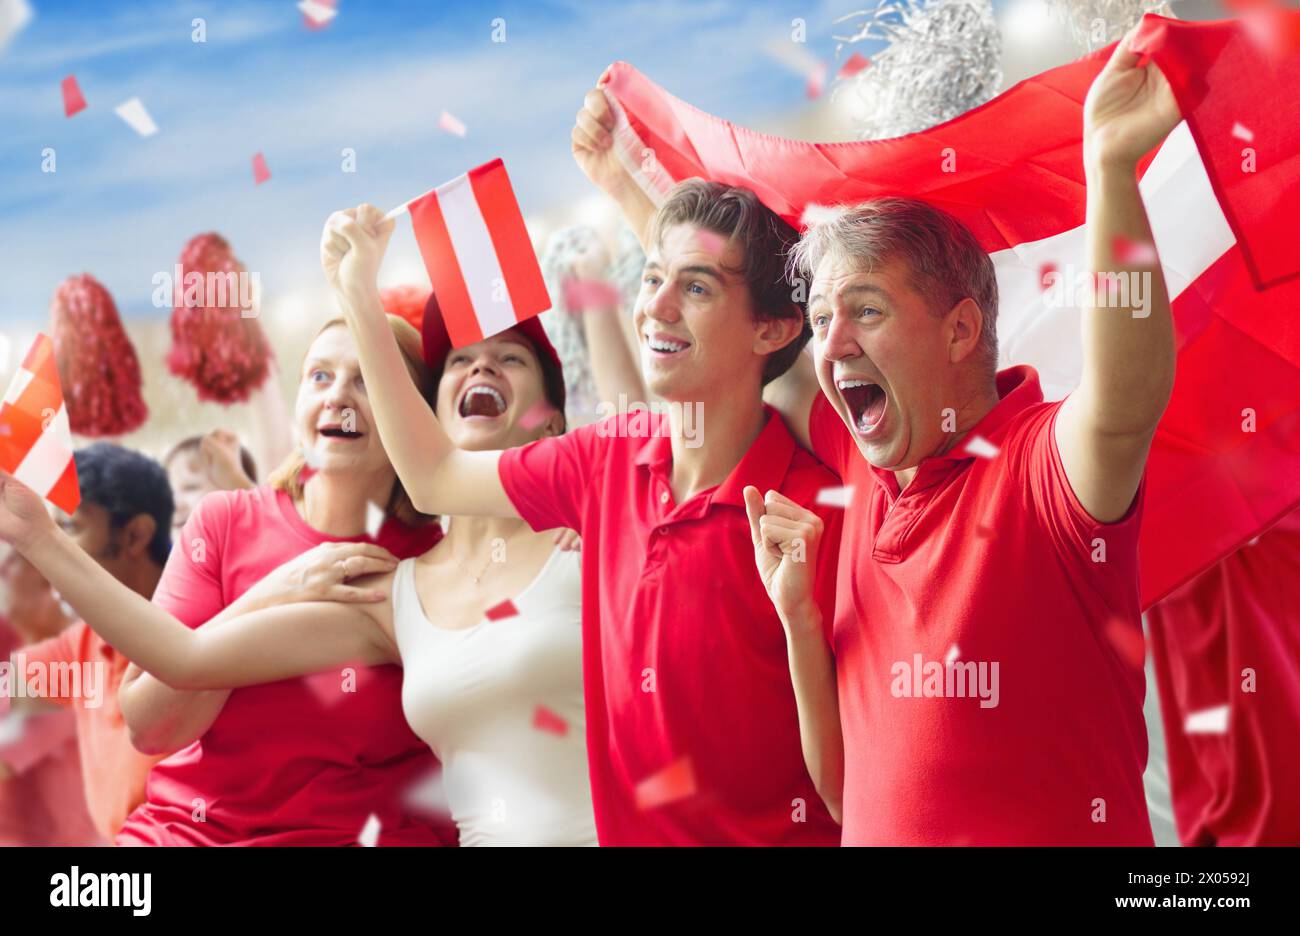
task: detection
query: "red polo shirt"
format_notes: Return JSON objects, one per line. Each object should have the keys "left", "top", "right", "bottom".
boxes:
{"left": 499, "top": 407, "right": 842, "bottom": 845}
{"left": 810, "top": 366, "right": 1153, "bottom": 845}
{"left": 1146, "top": 507, "right": 1300, "bottom": 846}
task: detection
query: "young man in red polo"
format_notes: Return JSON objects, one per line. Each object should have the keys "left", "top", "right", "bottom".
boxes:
{"left": 741, "top": 31, "right": 1181, "bottom": 844}
{"left": 319, "top": 181, "right": 844, "bottom": 845}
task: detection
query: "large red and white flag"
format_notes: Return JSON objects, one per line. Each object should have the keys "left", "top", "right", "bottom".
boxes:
{"left": 397, "top": 158, "right": 550, "bottom": 349}
{"left": 0, "top": 334, "right": 80, "bottom": 513}
{"left": 602, "top": 14, "right": 1300, "bottom": 608}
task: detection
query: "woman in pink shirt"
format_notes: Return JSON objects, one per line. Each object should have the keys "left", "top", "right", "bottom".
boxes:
{"left": 4, "top": 314, "right": 454, "bottom": 846}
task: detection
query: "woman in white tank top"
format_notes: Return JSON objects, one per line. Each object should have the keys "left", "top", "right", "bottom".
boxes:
{"left": 2, "top": 308, "right": 598, "bottom": 846}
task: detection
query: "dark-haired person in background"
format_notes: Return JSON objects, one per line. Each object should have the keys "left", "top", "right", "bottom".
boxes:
{"left": 8, "top": 443, "right": 172, "bottom": 843}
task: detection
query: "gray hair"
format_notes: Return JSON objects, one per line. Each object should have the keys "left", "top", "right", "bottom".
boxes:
{"left": 788, "top": 198, "right": 999, "bottom": 369}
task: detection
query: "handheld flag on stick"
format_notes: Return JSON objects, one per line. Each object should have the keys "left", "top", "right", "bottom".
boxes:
{"left": 0, "top": 335, "right": 80, "bottom": 514}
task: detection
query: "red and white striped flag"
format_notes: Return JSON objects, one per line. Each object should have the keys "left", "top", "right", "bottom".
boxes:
{"left": 394, "top": 159, "right": 550, "bottom": 349}
{"left": 0, "top": 334, "right": 79, "bottom": 513}
{"left": 602, "top": 14, "right": 1300, "bottom": 608}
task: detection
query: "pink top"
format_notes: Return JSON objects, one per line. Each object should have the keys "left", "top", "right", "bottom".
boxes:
{"left": 116, "top": 486, "right": 455, "bottom": 846}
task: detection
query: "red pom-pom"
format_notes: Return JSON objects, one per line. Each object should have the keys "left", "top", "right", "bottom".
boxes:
{"left": 50, "top": 274, "right": 148, "bottom": 437}
{"left": 166, "top": 232, "right": 273, "bottom": 404}
{"left": 379, "top": 285, "right": 431, "bottom": 331}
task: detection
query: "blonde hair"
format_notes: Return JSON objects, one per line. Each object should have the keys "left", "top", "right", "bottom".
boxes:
{"left": 267, "top": 315, "right": 437, "bottom": 529}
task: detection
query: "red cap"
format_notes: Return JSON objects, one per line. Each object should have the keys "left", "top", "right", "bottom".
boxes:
{"left": 421, "top": 292, "right": 567, "bottom": 415}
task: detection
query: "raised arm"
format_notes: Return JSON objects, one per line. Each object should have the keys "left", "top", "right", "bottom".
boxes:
{"left": 763, "top": 348, "right": 820, "bottom": 452}
{"left": 1056, "top": 28, "right": 1181, "bottom": 524}
{"left": 572, "top": 82, "right": 658, "bottom": 250}
{"left": 320, "top": 207, "right": 518, "bottom": 520}
{"left": 742, "top": 485, "right": 844, "bottom": 823}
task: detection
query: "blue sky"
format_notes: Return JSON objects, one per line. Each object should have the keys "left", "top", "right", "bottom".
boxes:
{"left": 0, "top": 0, "right": 876, "bottom": 328}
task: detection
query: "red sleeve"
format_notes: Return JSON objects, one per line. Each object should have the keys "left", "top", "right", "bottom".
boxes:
{"left": 15, "top": 626, "right": 80, "bottom": 704}
{"left": 150, "top": 491, "right": 234, "bottom": 630}
{"left": 811, "top": 499, "right": 844, "bottom": 646}
{"left": 497, "top": 419, "right": 611, "bottom": 534}
{"left": 808, "top": 393, "right": 852, "bottom": 479}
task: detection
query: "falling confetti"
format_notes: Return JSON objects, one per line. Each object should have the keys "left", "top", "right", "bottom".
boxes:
{"left": 1038, "top": 262, "right": 1058, "bottom": 289}
{"left": 114, "top": 98, "right": 158, "bottom": 137}
{"left": 838, "top": 52, "right": 871, "bottom": 79}
{"left": 1184, "top": 703, "right": 1229, "bottom": 735}
{"left": 805, "top": 60, "right": 828, "bottom": 100}
{"left": 365, "top": 501, "right": 385, "bottom": 538}
{"left": 0, "top": 0, "right": 33, "bottom": 52}
{"left": 560, "top": 277, "right": 622, "bottom": 312}
{"left": 484, "top": 598, "right": 518, "bottom": 621}
{"left": 1112, "top": 235, "right": 1157, "bottom": 265}
{"left": 438, "top": 110, "right": 467, "bottom": 138}
{"left": 1104, "top": 617, "right": 1146, "bottom": 669}
{"left": 963, "top": 434, "right": 999, "bottom": 459}
{"left": 635, "top": 757, "right": 697, "bottom": 811}
{"left": 532, "top": 705, "right": 568, "bottom": 737}
{"left": 299, "top": 0, "right": 337, "bottom": 27}
{"left": 944, "top": 643, "right": 960, "bottom": 665}
{"left": 357, "top": 813, "right": 381, "bottom": 847}
{"left": 61, "top": 75, "right": 86, "bottom": 117}
{"left": 252, "top": 152, "right": 271, "bottom": 185}
{"left": 815, "top": 485, "right": 854, "bottom": 508}
{"left": 519, "top": 401, "right": 552, "bottom": 431}
{"left": 1230, "top": 121, "right": 1254, "bottom": 143}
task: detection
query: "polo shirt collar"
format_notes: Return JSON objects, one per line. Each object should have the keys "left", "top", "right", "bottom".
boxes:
{"left": 633, "top": 405, "right": 797, "bottom": 509}
{"left": 868, "top": 364, "right": 1045, "bottom": 492}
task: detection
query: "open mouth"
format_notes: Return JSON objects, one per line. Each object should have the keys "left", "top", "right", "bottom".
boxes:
{"left": 458, "top": 384, "right": 507, "bottom": 419}
{"left": 838, "top": 378, "right": 888, "bottom": 435}
{"left": 318, "top": 426, "right": 362, "bottom": 440}
{"left": 645, "top": 333, "right": 691, "bottom": 356}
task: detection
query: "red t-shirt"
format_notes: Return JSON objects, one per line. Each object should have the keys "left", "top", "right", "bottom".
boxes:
{"left": 20, "top": 621, "right": 162, "bottom": 842}
{"left": 1146, "top": 507, "right": 1300, "bottom": 845}
{"left": 810, "top": 366, "right": 1153, "bottom": 845}
{"left": 499, "top": 408, "right": 843, "bottom": 845}
{"left": 117, "top": 486, "right": 454, "bottom": 847}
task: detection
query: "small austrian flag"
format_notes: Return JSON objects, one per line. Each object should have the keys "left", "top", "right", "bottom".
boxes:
{"left": 963, "top": 434, "right": 1000, "bottom": 460}
{"left": 401, "top": 159, "right": 550, "bottom": 349}
{"left": 0, "top": 335, "right": 80, "bottom": 514}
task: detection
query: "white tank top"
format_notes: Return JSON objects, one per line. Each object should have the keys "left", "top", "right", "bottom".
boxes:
{"left": 391, "top": 548, "right": 596, "bottom": 846}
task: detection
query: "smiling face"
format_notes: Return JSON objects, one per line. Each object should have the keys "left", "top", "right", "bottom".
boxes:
{"left": 635, "top": 223, "right": 792, "bottom": 403}
{"left": 810, "top": 253, "right": 968, "bottom": 471}
{"left": 434, "top": 332, "right": 562, "bottom": 452}
{"left": 292, "top": 324, "right": 395, "bottom": 482}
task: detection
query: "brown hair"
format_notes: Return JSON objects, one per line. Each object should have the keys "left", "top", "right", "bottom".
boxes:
{"left": 788, "top": 198, "right": 999, "bottom": 370}
{"left": 648, "top": 179, "right": 810, "bottom": 385}
{"left": 164, "top": 435, "right": 259, "bottom": 483}
{"left": 267, "top": 315, "right": 437, "bottom": 529}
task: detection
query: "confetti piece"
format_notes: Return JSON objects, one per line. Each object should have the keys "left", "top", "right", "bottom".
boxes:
{"left": 805, "top": 61, "right": 828, "bottom": 100}
{"left": 635, "top": 757, "right": 696, "bottom": 810}
{"left": 484, "top": 598, "right": 518, "bottom": 621}
{"left": 357, "top": 813, "right": 381, "bottom": 847}
{"left": 1112, "top": 235, "right": 1157, "bottom": 266}
{"left": 815, "top": 485, "right": 854, "bottom": 508}
{"left": 800, "top": 203, "right": 842, "bottom": 227}
{"left": 365, "top": 501, "right": 384, "bottom": 538}
{"left": 532, "top": 705, "right": 568, "bottom": 737}
{"left": 1184, "top": 704, "right": 1229, "bottom": 735}
{"left": 61, "top": 75, "right": 86, "bottom": 117}
{"left": 944, "top": 643, "right": 959, "bottom": 665}
{"left": 0, "top": 0, "right": 33, "bottom": 52}
{"left": 561, "top": 277, "right": 622, "bottom": 312}
{"left": 114, "top": 98, "right": 157, "bottom": 137}
{"left": 299, "top": 0, "right": 337, "bottom": 27}
{"left": 252, "top": 152, "right": 271, "bottom": 185}
{"left": 519, "top": 401, "right": 552, "bottom": 431}
{"left": 838, "top": 53, "right": 871, "bottom": 79}
{"left": 0, "top": 712, "right": 22, "bottom": 745}
{"left": 438, "top": 110, "right": 467, "bottom": 138}
{"left": 1230, "top": 121, "right": 1254, "bottom": 143}
{"left": 1038, "top": 262, "right": 1058, "bottom": 289}
{"left": 963, "top": 435, "right": 999, "bottom": 460}
{"left": 1104, "top": 617, "right": 1146, "bottom": 669}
